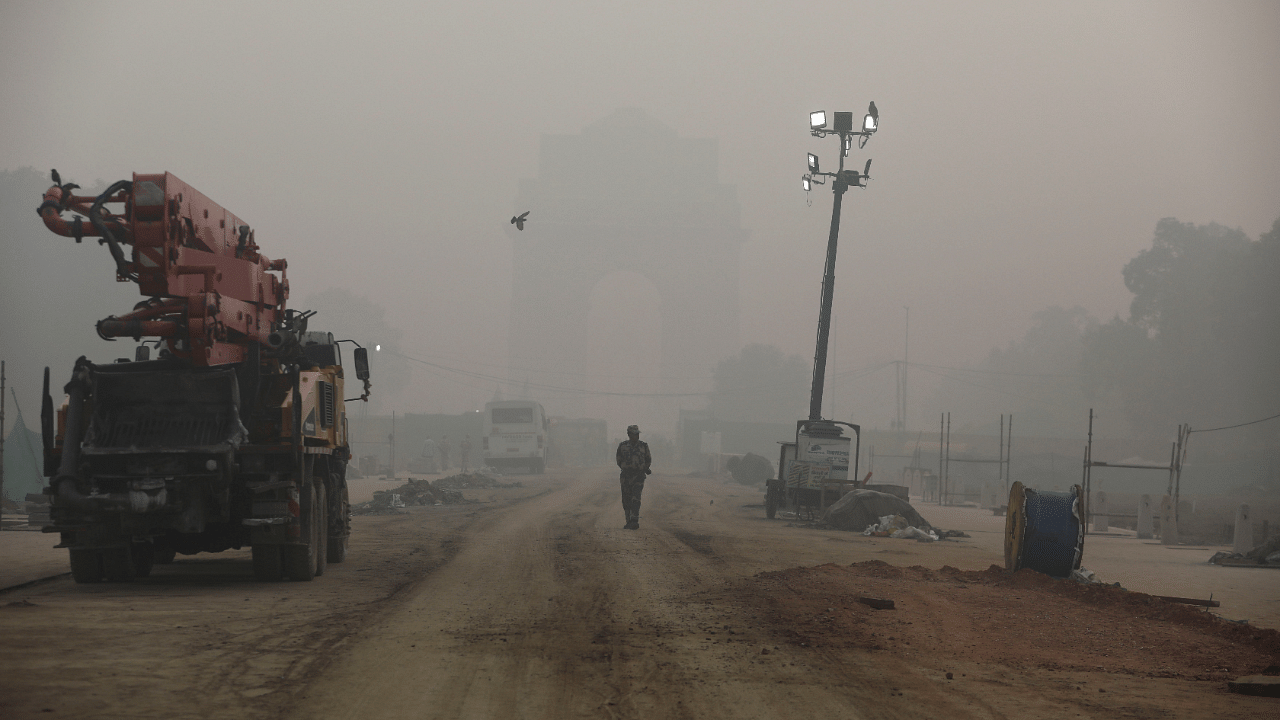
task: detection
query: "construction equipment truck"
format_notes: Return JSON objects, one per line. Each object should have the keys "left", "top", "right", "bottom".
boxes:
{"left": 34, "top": 170, "right": 371, "bottom": 583}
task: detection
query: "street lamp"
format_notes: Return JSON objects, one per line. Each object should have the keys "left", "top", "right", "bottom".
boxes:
{"left": 801, "top": 100, "right": 879, "bottom": 422}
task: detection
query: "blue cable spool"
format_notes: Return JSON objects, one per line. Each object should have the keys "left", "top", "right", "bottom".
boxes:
{"left": 1004, "top": 481, "right": 1084, "bottom": 578}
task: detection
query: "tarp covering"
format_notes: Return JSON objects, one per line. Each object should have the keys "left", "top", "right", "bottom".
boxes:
{"left": 820, "top": 489, "right": 932, "bottom": 532}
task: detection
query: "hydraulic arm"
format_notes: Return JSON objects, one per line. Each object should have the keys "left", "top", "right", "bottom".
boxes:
{"left": 38, "top": 170, "right": 289, "bottom": 365}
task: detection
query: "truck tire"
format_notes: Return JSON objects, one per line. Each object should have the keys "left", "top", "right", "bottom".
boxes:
{"left": 252, "top": 544, "right": 283, "bottom": 581}
{"left": 765, "top": 487, "right": 778, "bottom": 519}
{"left": 327, "top": 481, "right": 350, "bottom": 564}
{"left": 69, "top": 549, "right": 103, "bottom": 584}
{"left": 155, "top": 546, "right": 177, "bottom": 565}
{"left": 313, "top": 484, "right": 328, "bottom": 578}
{"left": 284, "top": 481, "right": 321, "bottom": 581}
{"left": 131, "top": 541, "right": 155, "bottom": 578}
{"left": 102, "top": 546, "right": 136, "bottom": 582}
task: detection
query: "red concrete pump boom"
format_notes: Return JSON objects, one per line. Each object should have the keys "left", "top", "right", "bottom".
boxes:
{"left": 38, "top": 170, "right": 289, "bottom": 366}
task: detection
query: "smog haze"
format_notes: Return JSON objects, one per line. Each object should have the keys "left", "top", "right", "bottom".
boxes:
{"left": 2, "top": 1, "right": 1278, "bottom": 453}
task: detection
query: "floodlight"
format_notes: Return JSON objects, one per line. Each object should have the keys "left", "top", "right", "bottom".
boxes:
{"left": 803, "top": 176, "right": 812, "bottom": 192}
{"left": 375, "top": 344, "right": 381, "bottom": 351}
{"left": 810, "top": 111, "right": 827, "bottom": 129}
{"left": 807, "top": 153, "right": 819, "bottom": 173}
{"left": 864, "top": 100, "right": 878, "bottom": 131}
{"left": 842, "top": 136, "right": 851, "bottom": 157}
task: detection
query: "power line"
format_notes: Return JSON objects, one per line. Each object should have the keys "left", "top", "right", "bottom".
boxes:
{"left": 1189, "top": 412, "right": 1280, "bottom": 434}
{"left": 8, "top": 387, "right": 43, "bottom": 483}
{"left": 394, "top": 346, "right": 717, "bottom": 382}
{"left": 906, "top": 360, "right": 1080, "bottom": 379}
{"left": 388, "top": 350, "right": 708, "bottom": 398}
{"left": 910, "top": 363, "right": 1063, "bottom": 408}
{"left": 388, "top": 348, "right": 888, "bottom": 402}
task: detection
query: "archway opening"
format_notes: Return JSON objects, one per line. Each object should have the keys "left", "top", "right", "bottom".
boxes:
{"left": 584, "top": 270, "right": 663, "bottom": 439}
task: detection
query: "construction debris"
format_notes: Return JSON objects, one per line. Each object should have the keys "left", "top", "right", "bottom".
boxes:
{"left": 1227, "top": 674, "right": 1280, "bottom": 697}
{"left": 820, "top": 489, "right": 932, "bottom": 534}
{"left": 863, "top": 514, "right": 938, "bottom": 541}
{"left": 351, "top": 474, "right": 522, "bottom": 515}
{"left": 1209, "top": 534, "right": 1280, "bottom": 568}
{"left": 1156, "top": 595, "right": 1221, "bottom": 608}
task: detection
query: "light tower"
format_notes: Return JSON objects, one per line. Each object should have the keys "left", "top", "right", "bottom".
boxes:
{"left": 801, "top": 102, "right": 879, "bottom": 421}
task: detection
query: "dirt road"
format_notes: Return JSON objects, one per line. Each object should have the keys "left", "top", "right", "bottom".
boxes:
{"left": 2, "top": 468, "right": 1277, "bottom": 719}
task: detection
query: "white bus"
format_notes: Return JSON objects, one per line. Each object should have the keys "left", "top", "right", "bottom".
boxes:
{"left": 482, "top": 401, "right": 549, "bottom": 473}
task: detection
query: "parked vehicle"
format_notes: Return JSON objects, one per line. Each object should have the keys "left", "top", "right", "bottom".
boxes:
{"left": 765, "top": 420, "right": 860, "bottom": 520}
{"left": 482, "top": 401, "right": 548, "bottom": 473}
{"left": 35, "top": 171, "right": 370, "bottom": 582}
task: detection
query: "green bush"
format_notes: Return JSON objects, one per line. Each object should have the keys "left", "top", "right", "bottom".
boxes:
{"left": 728, "top": 452, "right": 772, "bottom": 486}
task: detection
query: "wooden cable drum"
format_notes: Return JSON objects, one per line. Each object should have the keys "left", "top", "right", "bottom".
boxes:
{"left": 1004, "top": 481, "right": 1084, "bottom": 578}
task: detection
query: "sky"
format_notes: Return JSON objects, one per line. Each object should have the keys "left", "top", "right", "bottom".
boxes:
{"left": 2, "top": 0, "right": 1278, "bottom": 438}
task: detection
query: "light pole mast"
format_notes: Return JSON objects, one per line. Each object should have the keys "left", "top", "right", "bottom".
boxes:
{"left": 802, "top": 103, "right": 879, "bottom": 421}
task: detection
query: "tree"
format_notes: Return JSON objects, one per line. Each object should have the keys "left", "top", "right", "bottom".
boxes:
{"left": 707, "top": 344, "right": 809, "bottom": 424}
{"left": 924, "top": 306, "right": 1105, "bottom": 437}
{"left": 1083, "top": 216, "right": 1280, "bottom": 437}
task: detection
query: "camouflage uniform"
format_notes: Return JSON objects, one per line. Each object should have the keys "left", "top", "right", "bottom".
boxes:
{"left": 615, "top": 426, "right": 652, "bottom": 528}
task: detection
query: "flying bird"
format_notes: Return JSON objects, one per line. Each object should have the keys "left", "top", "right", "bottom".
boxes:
{"left": 510, "top": 211, "right": 530, "bottom": 231}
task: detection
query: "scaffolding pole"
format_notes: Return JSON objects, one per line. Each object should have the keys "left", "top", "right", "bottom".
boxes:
{"left": 939, "top": 413, "right": 1011, "bottom": 506}
{"left": 1083, "top": 408, "right": 1182, "bottom": 537}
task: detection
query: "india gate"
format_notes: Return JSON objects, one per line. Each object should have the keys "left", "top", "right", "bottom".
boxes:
{"left": 506, "top": 108, "right": 746, "bottom": 429}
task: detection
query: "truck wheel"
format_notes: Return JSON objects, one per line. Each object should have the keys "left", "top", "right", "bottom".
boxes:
{"left": 69, "top": 549, "right": 103, "bottom": 584}
{"left": 766, "top": 488, "right": 778, "bottom": 519}
{"left": 252, "top": 544, "right": 283, "bottom": 581}
{"left": 131, "top": 542, "right": 155, "bottom": 578}
{"left": 102, "top": 546, "right": 137, "bottom": 582}
{"left": 284, "top": 482, "right": 320, "bottom": 581}
{"left": 313, "top": 484, "right": 328, "bottom": 578}
{"left": 327, "top": 482, "right": 350, "bottom": 564}
{"left": 155, "top": 546, "right": 177, "bottom": 565}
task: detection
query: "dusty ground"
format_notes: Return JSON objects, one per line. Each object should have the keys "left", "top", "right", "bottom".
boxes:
{"left": 1, "top": 467, "right": 1277, "bottom": 719}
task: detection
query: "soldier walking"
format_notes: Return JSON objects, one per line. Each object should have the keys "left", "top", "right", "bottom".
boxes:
{"left": 615, "top": 425, "right": 652, "bottom": 530}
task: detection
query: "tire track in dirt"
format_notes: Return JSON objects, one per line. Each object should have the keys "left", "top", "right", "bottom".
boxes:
{"left": 0, "top": 480, "right": 555, "bottom": 720}
{"left": 284, "top": 473, "right": 932, "bottom": 719}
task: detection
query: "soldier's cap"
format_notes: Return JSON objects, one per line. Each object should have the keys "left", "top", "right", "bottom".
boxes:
{"left": 627, "top": 425, "right": 640, "bottom": 435}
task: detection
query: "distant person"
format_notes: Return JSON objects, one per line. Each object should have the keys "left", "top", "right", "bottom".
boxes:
{"left": 421, "top": 437, "right": 440, "bottom": 473}
{"left": 460, "top": 435, "right": 473, "bottom": 473}
{"left": 615, "top": 425, "right": 652, "bottom": 530}
{"left": 439, "top": 436, "right": 452, "bottom": 471}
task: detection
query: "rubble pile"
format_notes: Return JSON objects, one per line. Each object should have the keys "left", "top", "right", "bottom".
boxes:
{"left": 351, "top": 473, "right": 524, "bottom": 516}
{"left": 1209, "top": 535, "right": 1280, "bottom": 567}
{"left": 352, "top": 479, "right": 464, "bottom": 515}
